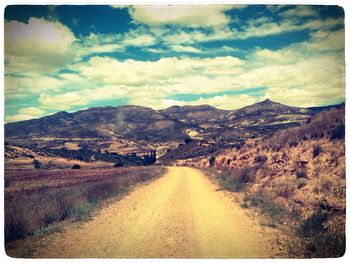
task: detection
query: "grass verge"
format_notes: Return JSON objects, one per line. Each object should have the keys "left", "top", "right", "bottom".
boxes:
{"left": 5, "top": 166, "right": 167, "bottom": 246}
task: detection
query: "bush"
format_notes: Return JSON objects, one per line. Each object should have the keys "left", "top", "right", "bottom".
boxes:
{"left": 298, "top": 211, "right": 345, "bottom": 257}
{"left": 184, "top": 138, "right": 194, "bottom": 144}
{"left": 32, "top": 159, "right": 43, "bottom": 169}
{"left": 250, "top": 192, "right": 287, "bottom": 222}
{"left": 69, "top": 202, "right": 95, "bottom": 221}
{"left": 71, "top": 164, "right": 81, "bottom": 169}
{"left": 312, "top": 145, "right": 323, "bottom": 158}
{"left": 254, "top": 155, "right": 268, "bottom": 164}
{"left": 296, "top": 168, "right": 307, "bottom": 179}
{"left": 330, "top": 124, "right": 345, "bottom": 140}
{"left": 209, "top": 156, "right": 216, "bottom": 167}
{"left": 114, "top": 162, "right": 124, "bottom": 167}
{"left": 299, "top": 211, "right": 328, "bottom": 237}
{"left": 34, "top": 224, "right": 62, "bottom": 237}
{"left": 296, "top": 178, "right": 307, "bottom": 189}
{"left": 220, "top": 167, "right": 255, "bottom": 192}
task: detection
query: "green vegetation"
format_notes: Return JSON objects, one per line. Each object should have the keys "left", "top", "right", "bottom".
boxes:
{"left": 296, "top": 178, "right": 307, "bottom": 189}
{"left": 250, "top": 192, "right": 287, "bottom": 223}
{"left": 218, "top": 167, "right": 255, "bottom": 192}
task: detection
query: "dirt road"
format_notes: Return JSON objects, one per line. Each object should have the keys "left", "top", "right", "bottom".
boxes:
{"left": 33, "top": 167, "right": 287, "bottom": 258}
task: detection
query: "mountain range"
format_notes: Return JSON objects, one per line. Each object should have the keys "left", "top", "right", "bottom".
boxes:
{"left": 5, "top": 99, "right": 343, "bottom": 162}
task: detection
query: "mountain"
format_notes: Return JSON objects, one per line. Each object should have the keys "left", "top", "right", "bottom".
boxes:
{"left": 5, "top": 99, "right": 341, "bottom": 157}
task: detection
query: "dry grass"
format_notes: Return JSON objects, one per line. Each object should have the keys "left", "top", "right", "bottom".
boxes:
{"left": 5, "top": 164, "right": 166, "bottom": 244}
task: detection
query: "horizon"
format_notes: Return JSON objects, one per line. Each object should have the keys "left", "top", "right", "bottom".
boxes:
{"left": 4, "top": 5, "right": 345, "bottom": 123}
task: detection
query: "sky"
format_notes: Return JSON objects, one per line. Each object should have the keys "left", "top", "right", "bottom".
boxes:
{"left": 4, "top": 4, "right": 345, "bottom": 123}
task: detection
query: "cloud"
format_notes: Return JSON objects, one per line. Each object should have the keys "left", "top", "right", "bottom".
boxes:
{"left": 160, "top": 94, "right": 258, "bottom": 110}
{"left": 168, "top": 44, "right": 203, "bottom": 53}
{"left": 18, "top": 107, "right": 45, "bottom": 116}
{"left": 5, "top": 74, "right": 65, "bottom": 99}
{"left": 127, "top": 5, "right": 234, "bottom": 27}
{"left": 5, "top": 17, "right": 76, "bottom": 73}
{"left": 6, "top": 114, "right": 39, "bottom": 123}
{"left": 39, "top": 92, "right": 89, "bottom": 110}
{"left": 5, "top": 107, "right": 46, "bottom": 123}
{"left": 123, "top": 33, "right": 157, "bottom": 46}
{"left": 280, "top": 6, "right": 319, "bottom": 17}
{"left": 76, "top": 55, "right": 244, "bottom": 87}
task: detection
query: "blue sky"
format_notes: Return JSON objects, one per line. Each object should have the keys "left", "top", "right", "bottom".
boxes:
{"left": 4, "top": 5, "right": 345, "bottom": 122}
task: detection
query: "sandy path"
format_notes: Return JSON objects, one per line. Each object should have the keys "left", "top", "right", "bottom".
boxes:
{"left": 33, "top": 167, "right": 286, "bottom": 258}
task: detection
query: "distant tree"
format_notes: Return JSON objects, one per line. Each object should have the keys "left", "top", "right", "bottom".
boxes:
{"left": 32, "top": 159, "right": 43, "bottom": 169}
{"left": 184, "top": 138, "right": 194, "bottom": 144}
{"left": 71, "top": 164, "right": 81, "bottom": 169}
{"left": 114, "top": 161, "right": 124, "bottom": 167}
{"left": 209, "top": 156, "right": 216, "bottom": 167}
{"left": 331, "top": 124, "right": 345, "bottom": 140}
{"left": 143, "top": 150, "right": 156, "bottom": 165}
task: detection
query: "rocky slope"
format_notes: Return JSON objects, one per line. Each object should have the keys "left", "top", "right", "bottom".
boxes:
{"left": 178, "top": 106, "right": 345, "bottom": 257}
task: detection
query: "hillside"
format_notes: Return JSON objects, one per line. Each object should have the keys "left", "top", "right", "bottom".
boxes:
{"left": 178, "top": 106, "right": 345, "bottom": 257}
{"left": 5, "top": 99, "right": 339, "bottom": 155}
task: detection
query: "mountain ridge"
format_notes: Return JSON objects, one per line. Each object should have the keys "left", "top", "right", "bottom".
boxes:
{"left": 5, "top": 99, "right": 344, "bottom": 150}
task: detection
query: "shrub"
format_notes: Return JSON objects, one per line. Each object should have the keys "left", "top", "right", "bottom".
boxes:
{"left": 69, "top": 202, "right": 95, "bottom": 221}
{"left": 254, "top": 155, "right": 268, "bottom": 164}
{"left": 312, "top": 145, "right": 323, "bottom": 158}
{"left": 209, "top": 156, "right": 216, "bottom": 167}
{"left": 330, "top": 124, "right": 345, "bottom": 140}
{"left": 272, "top": 154, "right": 279, "bottom": 162}
{"left": 32, "top": 159, "right": 43, "bottom": 169}
{"left": 296, "top": 178, "right": 307, "bottom": 189}
{"left": 296, "top": 168, "right": 307, "bottom": 179}
{"left": 220, "top": 167, "right": 255, "bottom": 192}
{"left": 289, "top": 141, "right": 298, "bottom": 147}
{"left": 114, "top": 162, "right": 124, "bottom": 167}
{"left": 299, "top": 211, "right": 328, "bottom": 237}
{"left": 298, "top": 211, "right": 345, "bottom": 257}
{"left": 34, "top": 224, "right": 62, "bottom": 237}
{"left": 71, "top": 164, "right": 81, "bottom": 169}
{"left": 184, "top": 138, "right": 194, "bottom": 144}
{"left": 275, "top": 183, "right": 295, "bottom": 198}
{"left": 241, "top": 202, "right": 249, "bottom": 208}
{"left": 250, "top": 192, "right": 287, "bottom": 222}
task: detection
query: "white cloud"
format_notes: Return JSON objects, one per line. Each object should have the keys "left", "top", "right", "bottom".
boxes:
{"left": 5, "top": 114, "right": 39, "bottom": 123}
{"left": 5, "top": 107, "right": 46, "bottom": 123}
{"left": 160, "top": 94, "right": 258, "bottom": 110}
{"left": 5, "top": 74, "right": 64, "bottom": 98}
{"left": 127, "top": 5, "right": 234, "bottom": 27}
{"left": 39, "top": 92, "right": 89, "bottom": 110}
{"left": 75, "top": 55, "right": 244, "bottom": 90}
{"left": 280, "top": 6, "right": 319, "bottom": 17}
{"left": 123, "top": 33, "right": 157, "bottom": 46}
{"left": 5, "top": 17, "right": 76, "bottom": 73}
{"left": 168, "top": 44, "right": 202, "bottom": 53}
{"left": 18, "top": 107, "right": 45, "bottom": 116}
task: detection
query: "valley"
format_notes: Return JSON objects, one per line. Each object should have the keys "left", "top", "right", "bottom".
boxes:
{"left": 4, "top": 99, "right": 345, "bottom": 258}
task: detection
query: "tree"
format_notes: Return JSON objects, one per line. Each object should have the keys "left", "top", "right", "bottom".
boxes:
{"left": 209, "top": 156, "right": 216, "bottom": 167}
{"left": 32, "top": 159, "right": 43, "bottom": 169}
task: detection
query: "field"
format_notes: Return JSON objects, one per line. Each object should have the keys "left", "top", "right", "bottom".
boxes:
{"left": 5, "top": 158, "right": 166, "bottom": 256}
